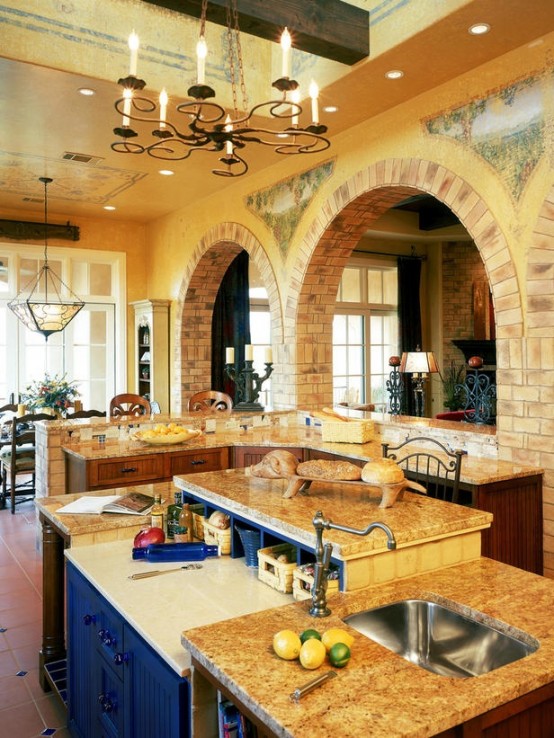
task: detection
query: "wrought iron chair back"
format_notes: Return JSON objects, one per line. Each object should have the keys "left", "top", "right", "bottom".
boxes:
{"left": 381, "top": 436, "right": 466, "bottom": 504}
{"left": 65, "top": 409, "right": 107, "bottom": 419}
{"left": 109, "top": 394, "right": 151, "bottom": 418}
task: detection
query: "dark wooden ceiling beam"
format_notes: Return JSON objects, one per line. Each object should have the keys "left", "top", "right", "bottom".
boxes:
{"left": 142, "top": 0, "right": 369, "bottom": 65}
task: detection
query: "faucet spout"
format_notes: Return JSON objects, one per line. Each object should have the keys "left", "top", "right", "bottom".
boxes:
{"left": 309, "top": 510, "right": 396, "bottom": 618}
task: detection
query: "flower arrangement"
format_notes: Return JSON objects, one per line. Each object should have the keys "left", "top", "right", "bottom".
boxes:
{"left": 22, "top": 374, "right": 80, "bottom": 415}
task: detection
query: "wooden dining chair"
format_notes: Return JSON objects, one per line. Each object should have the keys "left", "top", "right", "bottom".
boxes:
{"left": 0, "top": 413, "right": 56, "bottom": 513}
{"left": 381, "top": 436, "right": 466, "bottom": 504}
{"left": 109, "top": 393, "right": 151, "bottom": 418}
{"left": 187, "top": 391, "right": 233, "bottom": 416}
{"left": 65, "top": 409, "right": 107, "bottom": 419}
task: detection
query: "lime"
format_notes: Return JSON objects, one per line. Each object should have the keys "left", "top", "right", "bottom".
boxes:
{"left": 299, "top": 638, "right": 326, "bottom": 670}
{"left": 321, "top": 627, "right": 355, "bottom": 652}
{"left": 299, "top": 628, "right": 322, "bottom": 644}
{"left": 328, "top": 642, "right": 351, "bottom": 668}
{"left": 273, "top": 630, "right": 302, "bottom": 660}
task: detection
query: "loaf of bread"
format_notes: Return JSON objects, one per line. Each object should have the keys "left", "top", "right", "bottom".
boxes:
{"left": 361, "top": 458, "right": 405, "bottom": 485}
{"left": 296, "top": 459, "right": 362, "bottom": 481}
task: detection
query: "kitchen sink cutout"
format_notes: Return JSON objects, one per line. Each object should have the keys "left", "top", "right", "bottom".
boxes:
{"left": 344, "top": 598, "right": 538, "bottom": 678}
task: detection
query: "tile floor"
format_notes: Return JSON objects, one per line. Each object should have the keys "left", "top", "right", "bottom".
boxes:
{"left": 0, "top": 498, "right": 70, "bottom": 737}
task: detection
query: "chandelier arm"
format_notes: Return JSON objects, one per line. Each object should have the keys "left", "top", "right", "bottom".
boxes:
{"left": 233, "top": 127, "right": 331, "bottom": 154}
{"left": 213, "top": 149, "right": 248, "bottom": 178}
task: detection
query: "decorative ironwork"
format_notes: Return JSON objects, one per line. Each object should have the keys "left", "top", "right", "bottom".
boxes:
{"left": 225, "top": 359, "right": 273, "bottom": 410}
{"left": 455, "top": 356, "right": 496, "bottom": 425}
{"left": 386, "top": 356, "right": 403, "bottom": 415}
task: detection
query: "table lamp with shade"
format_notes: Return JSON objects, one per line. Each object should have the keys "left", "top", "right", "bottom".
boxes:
{"left": 400, "top": 347, "right": 440, "bottom": 417}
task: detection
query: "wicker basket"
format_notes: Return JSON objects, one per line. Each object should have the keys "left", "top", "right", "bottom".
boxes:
{"left": 235, "top": 526, "right": 261, "bottom": 567}
{"left": 292, "top": 563, "right": 340, "bottom": 602}
{"left": 321, "top": 420, "right": 374, "bottom": 444}
{"left": 189, "top": 504, "right": 205, "bottom": 540}
{"left": 203, "top": 519, "right": 231, "bottom": 554}
{"left": 257, "top": 543, "right": 298, "bottom": 593}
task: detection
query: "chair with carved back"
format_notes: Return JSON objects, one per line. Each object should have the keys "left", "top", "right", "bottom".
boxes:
{"left": 65, "top": 409, "right": 107, "bottom": 419}
{"left": 109, "top": 394, "right": 151, "bottom": 418}
{"left": 381, "top": 436, "right": 466, "bottom": 504}
{"left": 187, "top": 391, "right": 233, "bottom": 416}
{"left": 0, "top": 413, "right": 56, "bottom": 513}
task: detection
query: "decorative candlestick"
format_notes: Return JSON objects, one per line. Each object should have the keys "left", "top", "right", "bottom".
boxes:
{"left": 225, "top": 357, "right": 273, "bottom": 410}
{"left": 385, "top": 356, "right": 403, "bottom": 415}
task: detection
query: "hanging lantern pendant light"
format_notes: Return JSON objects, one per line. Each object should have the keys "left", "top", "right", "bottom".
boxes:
{"left": 8, "top": 177, "right": 85, "bottom": 340}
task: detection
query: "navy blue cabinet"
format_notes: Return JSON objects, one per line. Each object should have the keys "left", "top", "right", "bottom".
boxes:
{"left": 67, "top": 563, "right": 190, "bottom": 738}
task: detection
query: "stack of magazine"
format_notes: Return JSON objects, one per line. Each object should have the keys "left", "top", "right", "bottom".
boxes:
{"left": 56, "top": 492, "right": 155, "bottom": 515}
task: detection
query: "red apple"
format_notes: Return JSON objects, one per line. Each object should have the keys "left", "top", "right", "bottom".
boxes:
{"left": 133, "top": 526, "right": 165, "bottom": 548}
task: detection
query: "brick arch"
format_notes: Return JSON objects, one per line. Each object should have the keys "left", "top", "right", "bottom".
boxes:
{"left": 286, "top": 158, "right": 523, "bottom": 409}
{"left": 174, "top": 223, "right": 282, "bottom": 412}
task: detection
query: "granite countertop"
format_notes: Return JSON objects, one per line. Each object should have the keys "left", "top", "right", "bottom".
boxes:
{"left": 181, "top": 557, "right": 554, "bottom": 738}
{"left": 61, "top": 425, "right": 542, "bottom": 487}
{"left": 175, "top": 468, "right": 493, "bottom": 559}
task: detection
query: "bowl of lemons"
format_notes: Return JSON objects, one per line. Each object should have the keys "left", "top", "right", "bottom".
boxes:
{"left": 134, "top": 423, "right": 202, "bottom": 445}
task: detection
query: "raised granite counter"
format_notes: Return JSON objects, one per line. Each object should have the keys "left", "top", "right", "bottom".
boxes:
{"left": 181, "top": 557, "right": 554, "bottom": 738}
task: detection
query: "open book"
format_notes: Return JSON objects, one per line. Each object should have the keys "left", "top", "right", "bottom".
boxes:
{"left": 56, "top": 492, "right": 155, "bottom": 516}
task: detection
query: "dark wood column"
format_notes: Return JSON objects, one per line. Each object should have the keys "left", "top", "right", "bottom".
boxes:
{"left": 39, "top": 514, "right": 67, "bottom": 690}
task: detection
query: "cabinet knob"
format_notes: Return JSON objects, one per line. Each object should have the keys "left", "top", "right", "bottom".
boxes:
{"left": 83, "top": 614, "right": 96, "bottom": 626}
{"left": 120, "top": 466, "right": 138, "bottom": 474}
{"left": 97, "top": 629, "right": 117, "bottom": 647}
{"left": 98, "top": 693, "right": 115, "bottom": 713}
{"left": 113, "top": 652, "right": 129, "bottom": 666}
{"left": 190, "top": 459, "right": 206, "bottom": 466}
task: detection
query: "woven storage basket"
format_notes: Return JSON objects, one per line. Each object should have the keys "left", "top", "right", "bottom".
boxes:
{"left": 292, "top": 563, "right": 340, "bottom": 602}
{"left": 257, "top": 543, "right": 297, "bottom": 593}
{"left": 203, "top": 519, "right": 231, "bottom": 554}
{"left": 189, "top": 504, "right": 205, "bottom": 540}
{"left": 321, "top": 420, "right": 374, "bottom": 444}
{"left": 235, "top": 526, "right": 261, "bottom": 567}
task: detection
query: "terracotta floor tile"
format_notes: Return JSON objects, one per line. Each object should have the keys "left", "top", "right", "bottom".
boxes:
{"left": 4, "top": 620, "right": 42, "bottom": 650}
{"left": 12, "top": 643, "right": 42, "bottom": 672}
{"left": 0, "top": 673, "right": 34, "bottom": 710}
{"left": 0, "top": 648, "right": 19, "bottom": 677}
{"left": 0, "top": 699, "right": 47, "bottom": 738}
{"left": 35, "top": 692, "right": 68, "bottom": 730}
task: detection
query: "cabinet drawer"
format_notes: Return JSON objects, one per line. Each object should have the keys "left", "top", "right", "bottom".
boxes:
{"left": 170, "top": 447, "right": 230, "bottom": 476}
{"left": 89, "top": 455, "right": 166, "bottom": 488}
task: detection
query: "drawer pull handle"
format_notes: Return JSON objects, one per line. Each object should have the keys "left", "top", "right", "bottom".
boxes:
{"left": 98, "top": 629, "right": 117, "bottom": 647}
{"left": 190, "top": 459, "right": 206, "bottom": 466}
{"left": 114, "top": 652, "right": 129, "bottom": 666}
{"left": 83, "top": 614, "right": 96, "bottom": 626}
{"left": 120, "top": 466, "right": 138, "bottom": 473}
{"left": 98, "top": 693, "right": 115, "bottom": 713}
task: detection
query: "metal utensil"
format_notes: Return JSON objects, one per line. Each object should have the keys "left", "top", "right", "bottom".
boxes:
{"left": 290, "top": 670, "right": 336, "bottom": 702}
{"left": 129, "top": 564, "right": 203, "bottom": 580}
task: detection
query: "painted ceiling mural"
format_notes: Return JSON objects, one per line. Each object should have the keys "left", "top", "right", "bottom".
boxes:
{"left": 425, "top": 67, "right": 553, "bottom": 200}
{"left": 245, "top": 160, "right": 335, "bottom": 260}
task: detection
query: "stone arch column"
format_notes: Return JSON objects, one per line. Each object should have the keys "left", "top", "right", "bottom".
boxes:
{"left": 283, "top": 158, "right": 523, "bottom": 414}
{"left": 173, "top": 223, "right": 283, "bottom": 412}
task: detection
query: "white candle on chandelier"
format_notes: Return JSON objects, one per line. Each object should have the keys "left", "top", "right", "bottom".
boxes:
{"left": 309, "top": 80, "right": 319, "bottom": 125}
{"left": 159, "top": 88, "right": 168, "bottom": 128}
{"left": 196, "top": 36, "right": 207, "bottom": 85}
{"left": 245, "top": 344, "right": 254, "bottom": 362}
{"left": 225, "top": 347, "right": 235, "bottom": 365}
{"left": 224, "top": 115, "right": 234, "bottom": 156}
{"left": 128, "top": 31, "right": 139, "bottom": 76}
{"left": 291, "top": 88, "right": 301, "bottom": 126}
{"left": 281, "top": 27, "right": 291, "bottom": 78}
{"left": 122, "top": 88, "right": 133, "bottom": 126}
{"left": 265, "top": 347, "right": 273, "bottom": 364}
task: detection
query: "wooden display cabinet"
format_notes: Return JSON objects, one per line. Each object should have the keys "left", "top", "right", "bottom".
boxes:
{"left": 131, "top": 299, "right": 170, "bottom": 413}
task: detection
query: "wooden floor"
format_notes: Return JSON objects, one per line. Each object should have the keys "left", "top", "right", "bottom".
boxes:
{"left": 0, "top": 497, "right": 69, "bottom": 737}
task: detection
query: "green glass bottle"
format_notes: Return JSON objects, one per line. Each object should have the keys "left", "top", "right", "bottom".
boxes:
{"left": 166, "top": 490, "right": 183, "bottom": 539}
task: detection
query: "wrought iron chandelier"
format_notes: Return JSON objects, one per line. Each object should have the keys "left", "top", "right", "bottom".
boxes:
{"left": 111, "top": 0, "right": 330, "bottom": 177}
{"left": 8, "top": 177, "right": 85, "bottom": 340}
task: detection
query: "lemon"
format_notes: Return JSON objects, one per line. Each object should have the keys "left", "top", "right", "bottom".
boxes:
{"left": 299, "top": 638, "right": 326, "bottom": 670}
{"left": 321, "top": 628, "right": 355, "bottom": 652}
{"left": 328, "top": 642, "right": 351, "bottom": 668}
{"left": 299, "top": 628, "right": 322, "bottom": 644}
{"left": 273, "top": 630, "right": 302, "bottom": 660}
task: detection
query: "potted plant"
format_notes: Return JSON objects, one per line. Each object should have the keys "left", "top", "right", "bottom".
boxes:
{"left": 440, "top": 361, "right": 466, "bottom": 411}
{"left": 22, "top": 374, "right": 80, "bottom": 417}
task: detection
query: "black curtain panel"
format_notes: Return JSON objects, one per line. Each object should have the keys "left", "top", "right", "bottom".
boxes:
{"left": 398, "top": 257, "right": 423, "bottom": 415}
{"left": 211, "top": 251, "right": 251, "bottom": 400}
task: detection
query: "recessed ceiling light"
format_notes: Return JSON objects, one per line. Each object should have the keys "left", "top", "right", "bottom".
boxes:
{"left": 103, "top": 205, "right": 116, "bottom": 211}
{"left": 323, "top": 105, "right": 338, "bottom": 113}
{"left": 469, "top": 23, "right": 490, "bottom": 35}
{"left": 78, "top": 87, "right": 95, "bottom": 96}
{"left": 385, "top": 70, "right": 404, "bottom": 80}
{"left": 159, "top": 169, "right": 174, "bottom": 176}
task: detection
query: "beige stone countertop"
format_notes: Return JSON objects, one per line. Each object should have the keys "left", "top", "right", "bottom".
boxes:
{"left": 64, "top": 539, "right": 293, "bottom": 677}
{"left": 175, "top": 468, "right": 492, "bottom": 559}
{"left": 181, "top": 557, "right": 554, "bottom": 738}
{"left": 61, "top": 425, "right": 542, "bottom": 487}
{"left": 36, "top": 481, "right": 177, "bottom": 544}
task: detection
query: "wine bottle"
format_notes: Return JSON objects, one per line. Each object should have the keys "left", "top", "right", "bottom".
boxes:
{"left": 166, "top": 490, "right": 183, "bottom": 539}
{"left": 175, "top": 503, "right": 193, "bottom": 543}
{"left": 150, "top": 494, "right": 164, "bottom": 532}
{"left": 132, "top": 542, "right": 219, "bottom": 561}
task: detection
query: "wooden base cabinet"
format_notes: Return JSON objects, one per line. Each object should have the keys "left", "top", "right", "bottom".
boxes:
{"left": 67, "top": 563, "right": 190, "bottom": 738}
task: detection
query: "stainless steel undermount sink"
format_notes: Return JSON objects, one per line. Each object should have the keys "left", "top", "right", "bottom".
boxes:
{"left": 344, "top": 598, "right": 539, "bottom": 678}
